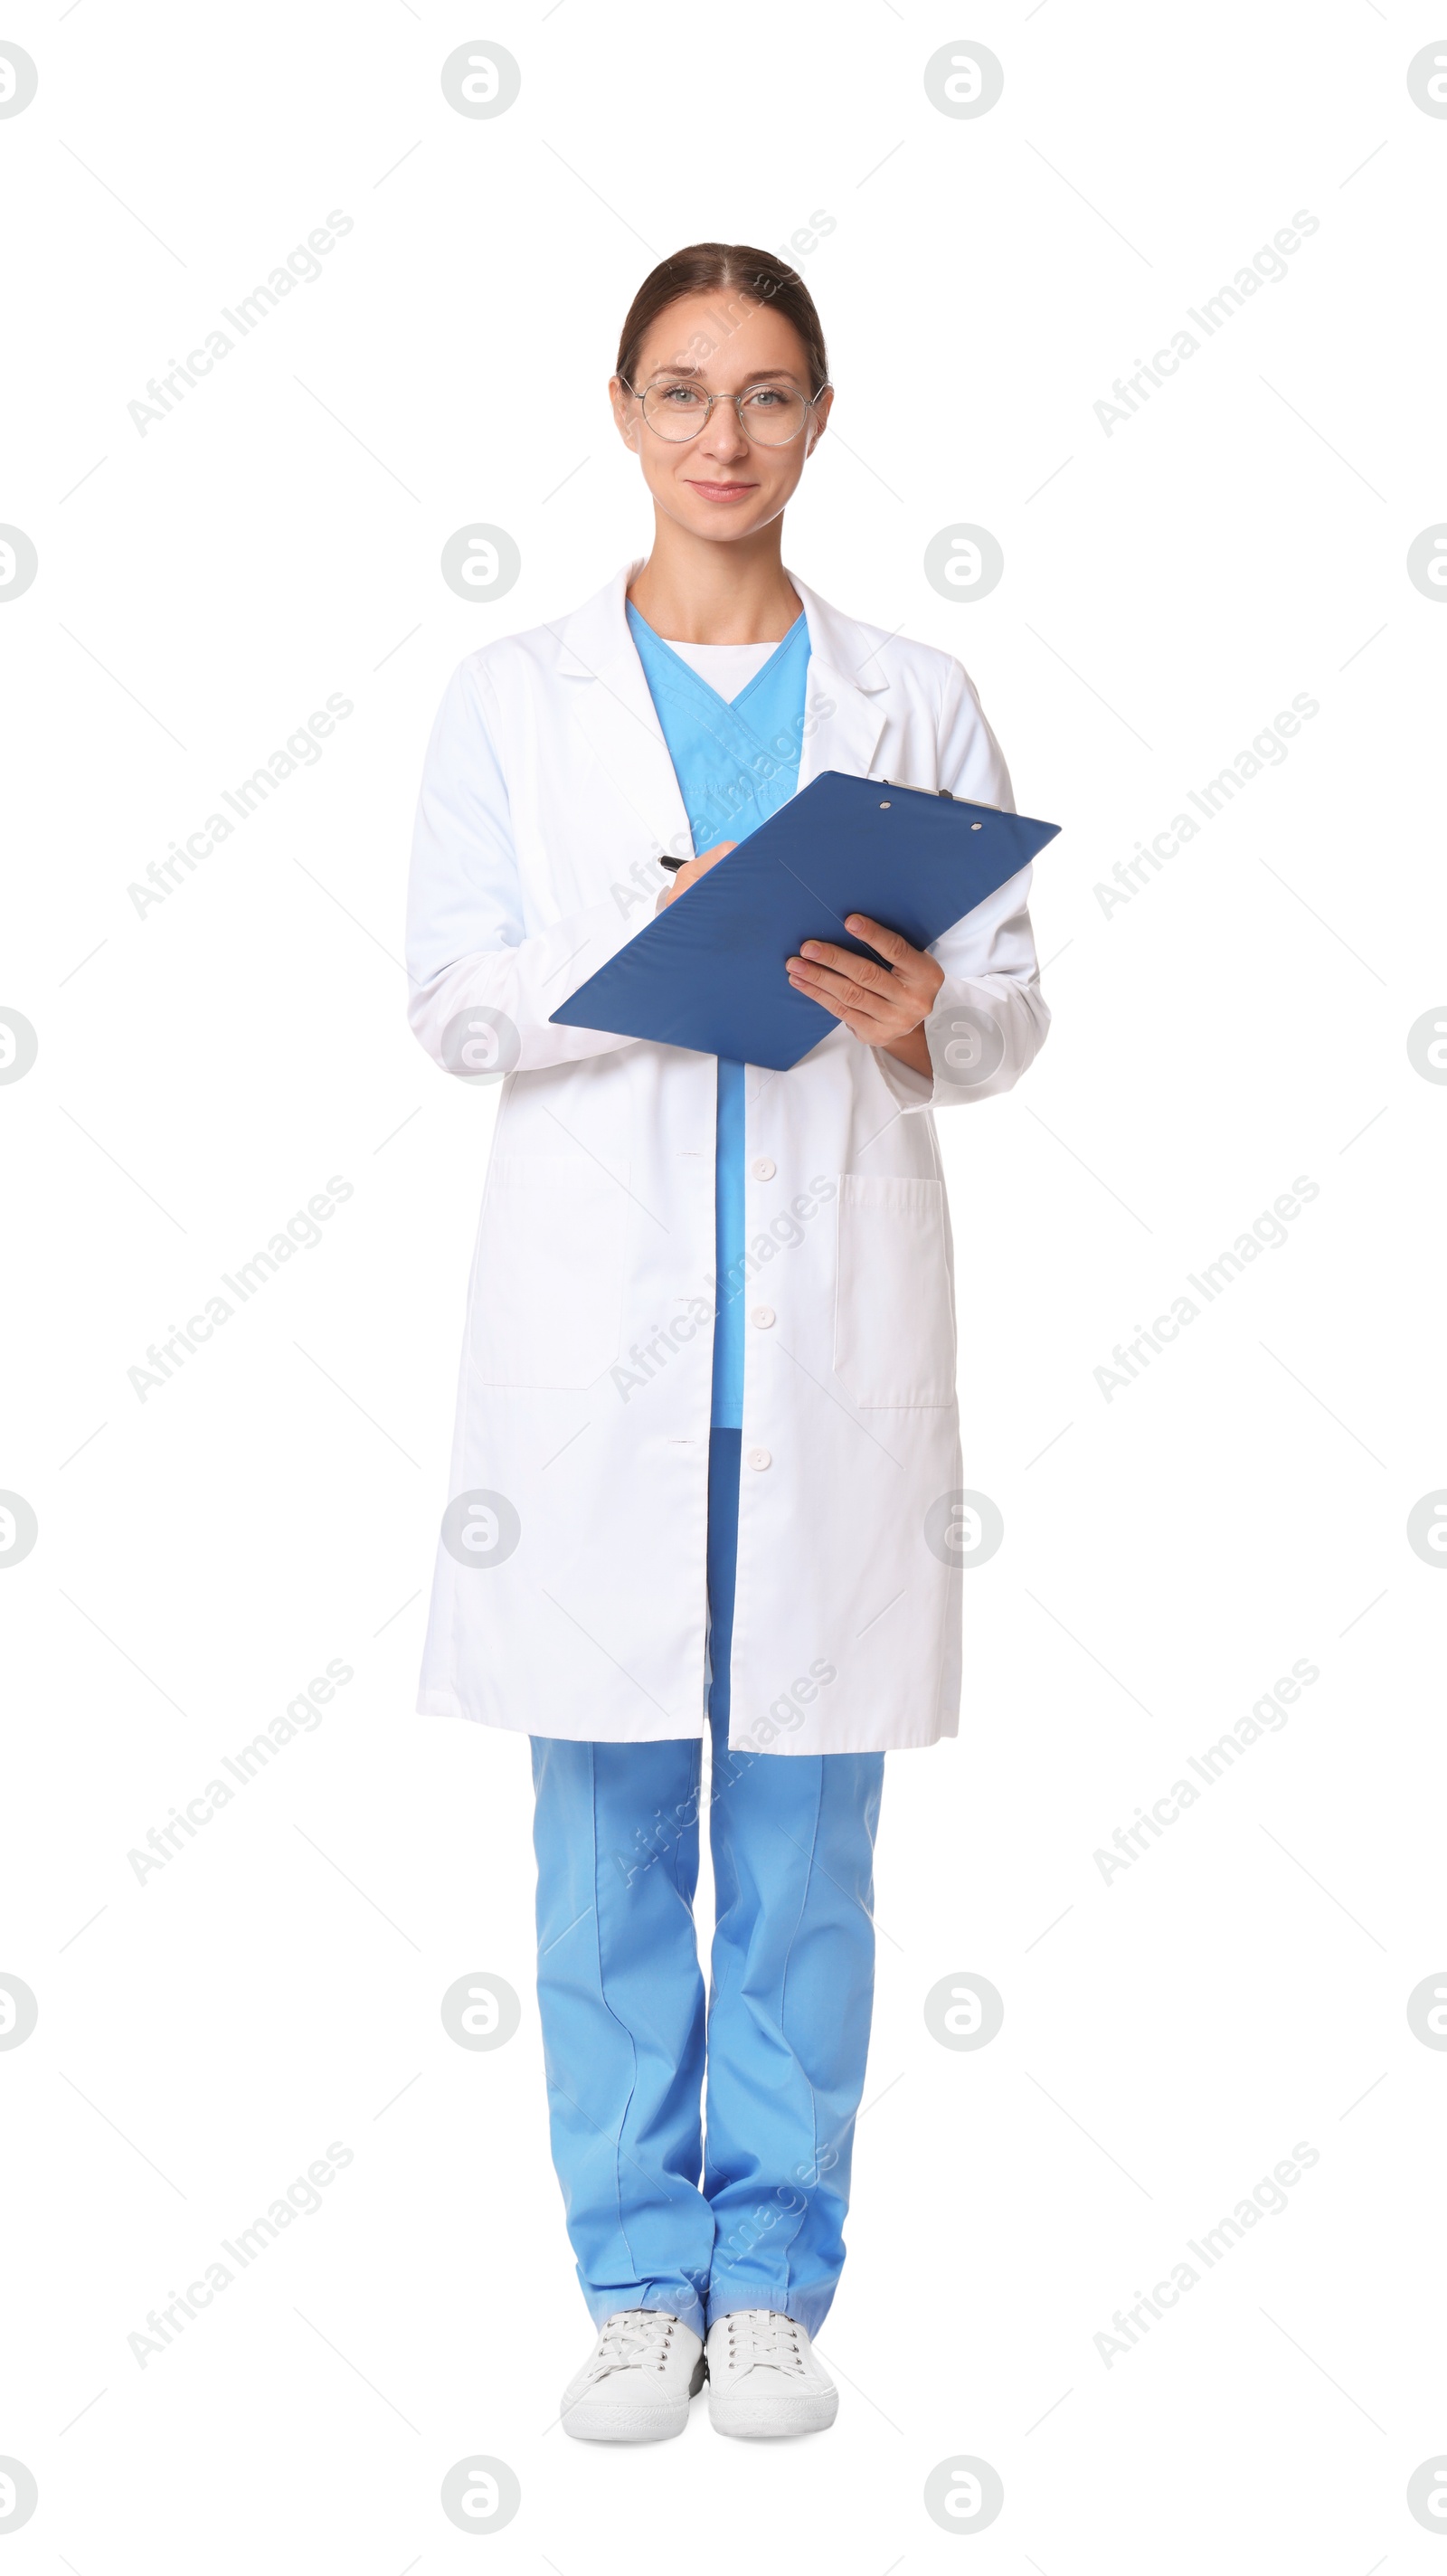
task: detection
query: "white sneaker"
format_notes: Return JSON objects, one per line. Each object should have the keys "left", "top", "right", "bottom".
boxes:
{"left": 561, "top": 2309, "right": 705, "bottom": 2442}
{"left": 705, "top": 2310, "right": 838, "bottom": 2437}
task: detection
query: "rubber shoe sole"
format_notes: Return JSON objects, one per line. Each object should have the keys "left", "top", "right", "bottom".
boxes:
{"left": 709, "top": 2381, "right": 838, "bottom": 2439}
{"left": 563, "top": 2353, "right": 705, "bottom": 2442}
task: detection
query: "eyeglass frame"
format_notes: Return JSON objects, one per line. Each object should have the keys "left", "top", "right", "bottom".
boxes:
{"left": 619, "top": 373, "right": 832, "bottom": 448}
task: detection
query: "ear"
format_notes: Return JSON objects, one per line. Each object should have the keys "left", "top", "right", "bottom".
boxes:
{"left": 804, "top": 384, "right": 834, "bottom": 457}
{"left": 609, "top": 374, "right": 640, "bottom": 449}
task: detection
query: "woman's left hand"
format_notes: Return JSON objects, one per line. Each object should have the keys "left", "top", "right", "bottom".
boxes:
{"left": 785, "top": 915, "right": 944, "bottom": 1075}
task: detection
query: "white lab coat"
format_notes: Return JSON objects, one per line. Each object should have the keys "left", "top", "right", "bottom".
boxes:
{"left": 406, "top": 563, "right": 1048, "bottom": 1753}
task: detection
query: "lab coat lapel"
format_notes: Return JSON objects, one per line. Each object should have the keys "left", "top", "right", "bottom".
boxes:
{"left": 549, "top": 564, "right": 695, "bottom": 860}
{"left": 789, "top": 573, "right": 890, "bottom": 790}
{"left": 546, "top": 563, "right": 891, "bottom": 844}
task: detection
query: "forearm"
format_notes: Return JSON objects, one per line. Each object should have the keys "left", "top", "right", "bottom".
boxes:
{"left": 407, "top": 896, "right": 643, "bottom": 1075}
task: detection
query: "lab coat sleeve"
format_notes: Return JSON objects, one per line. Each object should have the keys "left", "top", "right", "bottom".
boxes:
{"left": 871, "top": 657, "right": 1051, "bottom": 1114}
{"left": 405, "top": 658, "right": 644, "bottom": 1074}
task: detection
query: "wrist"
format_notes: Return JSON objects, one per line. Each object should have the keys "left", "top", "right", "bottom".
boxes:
{"left": 879, "top": 1022, "right": 933, "bottom": 1080}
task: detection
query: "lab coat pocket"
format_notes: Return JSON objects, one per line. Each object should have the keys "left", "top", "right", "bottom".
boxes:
{"left": 471, "top": 1152, "right": 628, "bottom": 1388}
{"left": 833, "top": 1173, "right": 956, "bottom": 1408}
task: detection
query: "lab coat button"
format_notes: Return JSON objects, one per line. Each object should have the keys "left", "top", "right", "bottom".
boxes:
{"left": 751, "top": 1306, "right": 775, "bottom": 1329}
{"left": 751, "top": 1157, "right": 777, "bottom": 1181}
{"left": 748, "top": 1447, "right": 772, "bottom": 1472}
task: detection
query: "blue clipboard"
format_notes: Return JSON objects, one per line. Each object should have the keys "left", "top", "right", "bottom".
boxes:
{"left": 550, "top": 769, "right": 1059, "bottom": 1073}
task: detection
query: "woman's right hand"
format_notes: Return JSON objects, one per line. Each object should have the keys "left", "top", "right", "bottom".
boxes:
{"left": 656, "top": 839, "right": 736, "bottom": 911}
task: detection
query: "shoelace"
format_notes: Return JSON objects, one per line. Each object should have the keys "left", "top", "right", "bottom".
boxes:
{"left": 719, "top": 2310, "right": 806, "bottom": 2375}
{"left": 587, "top": 2309, "right": 680, "bottom": 2381}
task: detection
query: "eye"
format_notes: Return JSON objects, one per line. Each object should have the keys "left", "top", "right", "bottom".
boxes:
{"left": 742, "top": 386, "right": 789, "bottom": 407}
{"left": 656, "top": 382, "right": 706, "bottom": 406}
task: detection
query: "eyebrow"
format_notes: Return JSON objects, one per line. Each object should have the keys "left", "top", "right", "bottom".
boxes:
{"left": 648, "top": 364, "right": 801, "bottom": 384}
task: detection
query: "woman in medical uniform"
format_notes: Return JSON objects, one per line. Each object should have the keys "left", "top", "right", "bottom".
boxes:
{"left": 406, "top": 244, "right": 1049, "bottom": 2440}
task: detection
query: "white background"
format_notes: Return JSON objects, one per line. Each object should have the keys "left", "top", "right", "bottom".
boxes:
{"left": 3, "top": 1, "right": 1446, "bottom": 2565}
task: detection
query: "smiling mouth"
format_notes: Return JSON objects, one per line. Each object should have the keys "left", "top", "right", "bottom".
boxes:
{"left": 686, "top": 480, "right": 757, "bottom": 501}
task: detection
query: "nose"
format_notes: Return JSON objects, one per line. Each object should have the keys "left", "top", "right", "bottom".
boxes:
{"left": 698, "top": 398, "right": 750, "bottom": 466}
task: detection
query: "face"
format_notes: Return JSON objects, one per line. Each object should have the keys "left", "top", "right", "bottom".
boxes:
{"left": 610, "top": 289, "right": 831, "bottom": 545}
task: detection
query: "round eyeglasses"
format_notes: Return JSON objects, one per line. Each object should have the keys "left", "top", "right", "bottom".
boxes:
{"left": 622, "top": 375, "right": 830, "bottom": 448}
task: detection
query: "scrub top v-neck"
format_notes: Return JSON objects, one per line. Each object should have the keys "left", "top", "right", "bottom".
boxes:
{"left": 625, "top": 601, "right": 811, "bottom": 1429}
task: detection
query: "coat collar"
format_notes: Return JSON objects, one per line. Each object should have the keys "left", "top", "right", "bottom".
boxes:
{"left": 546, "top": 563, "right": 890, "bottom": 855}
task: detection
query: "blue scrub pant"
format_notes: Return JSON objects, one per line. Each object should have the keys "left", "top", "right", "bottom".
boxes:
{"left": 530, "top": 1430, "right": 885, "bottom": 2338}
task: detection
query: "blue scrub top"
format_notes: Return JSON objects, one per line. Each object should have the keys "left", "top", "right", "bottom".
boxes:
{"left": 625, "top": 602, "right": 811, "bottom": 1427}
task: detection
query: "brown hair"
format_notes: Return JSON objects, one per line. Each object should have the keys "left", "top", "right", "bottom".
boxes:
{"left": 616, "top": 242, "right": 829, "bottom": 398}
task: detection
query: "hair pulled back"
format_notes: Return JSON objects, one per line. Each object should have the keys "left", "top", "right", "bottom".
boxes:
{"left": 616, "top": 242, "right": 829, "bottom": 396}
